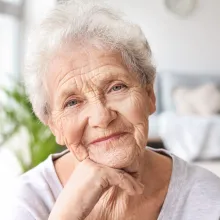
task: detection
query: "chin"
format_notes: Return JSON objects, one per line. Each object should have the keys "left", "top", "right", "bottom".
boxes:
{"left": 88, "top": 135, "right": 144, "bottom": 169}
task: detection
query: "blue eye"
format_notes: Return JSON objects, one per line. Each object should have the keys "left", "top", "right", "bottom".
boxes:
{"left": 65, "top": 99, "right": 79, "bottom": 108}
{"left": 111, "top": 84, "right": 126, "bottom": 92}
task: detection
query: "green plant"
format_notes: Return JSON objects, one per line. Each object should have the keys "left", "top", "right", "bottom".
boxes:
{"left": 0, "top": 81, "right": 61, "bottom": 173}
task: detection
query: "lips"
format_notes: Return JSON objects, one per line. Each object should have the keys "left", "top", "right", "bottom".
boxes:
{"left": 90, "top": 132, "right": 127, "bottom": 145}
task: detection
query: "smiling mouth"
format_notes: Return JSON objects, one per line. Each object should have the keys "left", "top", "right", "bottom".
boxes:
{"left": 90, "top": 132, "right": 127, "bottom": 145}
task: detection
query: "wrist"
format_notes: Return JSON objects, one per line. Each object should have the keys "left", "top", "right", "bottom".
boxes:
{"left": 49, "top": 209, "right": 82, "bottom": 220}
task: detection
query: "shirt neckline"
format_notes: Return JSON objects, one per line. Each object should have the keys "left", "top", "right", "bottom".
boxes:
{"left": 42, "top": 149, "right": 69, "bottom": 198}
{"left": 42, "top": 147, "right": 186, "bottom": 219}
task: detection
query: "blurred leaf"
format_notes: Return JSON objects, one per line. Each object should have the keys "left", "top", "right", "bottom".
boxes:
{"left": 0, "top": 78, "right": 61, "bottom": 173}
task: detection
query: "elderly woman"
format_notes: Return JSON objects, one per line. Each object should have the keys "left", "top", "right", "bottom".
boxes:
{"left": 9, "top": 1, "right": 220, "bottom": 220}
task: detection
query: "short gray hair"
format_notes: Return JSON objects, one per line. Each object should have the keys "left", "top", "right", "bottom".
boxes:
{"left": 24, "top": 0, "right": 156, "bottom": 124}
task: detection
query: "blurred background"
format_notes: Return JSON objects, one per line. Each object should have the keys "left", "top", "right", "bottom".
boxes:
{"left": 0, "top": 0, "right": 220, "bottom": 206}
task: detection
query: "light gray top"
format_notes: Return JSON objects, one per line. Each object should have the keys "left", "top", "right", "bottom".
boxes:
{"left": 5, "top": 148, "right": 220, "bottom": 220}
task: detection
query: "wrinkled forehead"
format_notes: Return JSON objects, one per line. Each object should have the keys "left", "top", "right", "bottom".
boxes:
{"left": 45, "top": 46, "right": 137, "bottom": 103}
{"left": 46, "top": 45, "right": 129, "bottom": 85}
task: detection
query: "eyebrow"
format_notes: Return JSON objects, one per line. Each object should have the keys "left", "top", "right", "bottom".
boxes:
{"left": 56, "top": 80, "right": 78, "bottom": 105}
{"left": 56, "top": 68, "right": 130, "bottom": 104}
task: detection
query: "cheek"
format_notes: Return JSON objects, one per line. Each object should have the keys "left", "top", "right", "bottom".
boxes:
{"left": 59, "top": 111, "right": 85, "bottom": 147}
{"left": 114, "top": 92, "right": 149, "bottom": 124}
{"left": 111, "top": 92, "right": 149, "bottom": 146}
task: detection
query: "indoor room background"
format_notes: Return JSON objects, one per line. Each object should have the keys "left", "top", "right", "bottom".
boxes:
{"left": 0, "top": 0, "right": 220, "bottom": 216}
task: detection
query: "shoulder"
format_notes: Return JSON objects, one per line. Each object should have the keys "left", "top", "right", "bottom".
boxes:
{"left": 148, "top": 147, "right": 220, "bottom": 198}
{"left": 160, "top": 152, "right": 220, "bottom": 219}
{"left": 6, "top": 156, "right": 59, "bottom": 219}
{"left": 186, "top": 163, "right": 220, "bottom": 198}
{"left": 172, "top": 154, "right": 220, "bottom": 214}
{"left": 15, "top": 161, "right": 52, "bottom": 201}
{"left": 182, "top": 162, "right": 220, "bottom": 217}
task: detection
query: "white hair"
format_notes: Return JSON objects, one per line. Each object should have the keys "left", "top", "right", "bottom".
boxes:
{"left": 24, "top": 0, "right": 156, "bottom": 123}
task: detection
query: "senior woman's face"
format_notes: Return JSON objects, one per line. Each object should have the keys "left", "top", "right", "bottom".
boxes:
{"left": 47, "top": 45, "right": 155, "bottom": 169}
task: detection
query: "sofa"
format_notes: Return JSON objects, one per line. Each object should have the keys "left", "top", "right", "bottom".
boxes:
{"left": 149, "top": 71, "right": 220, "bottom": 177}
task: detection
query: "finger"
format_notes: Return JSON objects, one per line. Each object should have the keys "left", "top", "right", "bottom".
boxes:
{"left": 122, "top": 172, "right": 144, "bottom": 195}
{"left": 107, "top": 169, "right": 144, "bottom": 195}
{"left": 117, "top": 171, "right": 136, "bottom": 195}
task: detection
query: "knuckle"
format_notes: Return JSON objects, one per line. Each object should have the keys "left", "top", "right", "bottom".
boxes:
{"left": 92, "top": 167, "right": 109, "bottom": 189}
{"left": 96, "top": 176, "right": 109, "bottom": 189}
{"left": 92, "top": 164, "right": 102, "bottom": 173}
{"left": 117, "top": 170, "right": 125, "bottom": 182}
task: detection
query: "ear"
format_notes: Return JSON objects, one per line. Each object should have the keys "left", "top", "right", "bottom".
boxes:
{"left": 48, "top": 117, "right": 65, "bottom": 146}
{"left": 146, "top": 84, "right": 156, "bottom": 115}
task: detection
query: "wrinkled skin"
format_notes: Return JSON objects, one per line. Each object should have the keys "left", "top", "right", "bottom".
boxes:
{"left": 46, "top": 45, "right": 171, "bottom": 220}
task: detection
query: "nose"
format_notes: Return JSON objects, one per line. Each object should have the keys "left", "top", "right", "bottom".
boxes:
{"left": 88, "top": 101, "right": 117, "bottom": 128}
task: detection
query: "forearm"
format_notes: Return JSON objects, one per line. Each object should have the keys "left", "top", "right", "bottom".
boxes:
{"left": 48, "top": 210, "right": 82, "bottom": 220}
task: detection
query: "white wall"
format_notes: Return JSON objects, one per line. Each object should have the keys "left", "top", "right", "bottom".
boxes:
{"left": 107, "top": 0, "right": 220, "bottom": 73}
{"left": 22, "top": 0, "right": 56, "bottom": 65}
{"left": 23, "top": 0, "right": 220, "bottom": 73}
{"left": 24, "top": 0, "right": 56, "bottom": 28}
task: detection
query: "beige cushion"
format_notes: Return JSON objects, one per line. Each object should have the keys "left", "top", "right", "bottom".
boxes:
{"left": 173, "top": 83, "right": 220, "bottom": 116}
